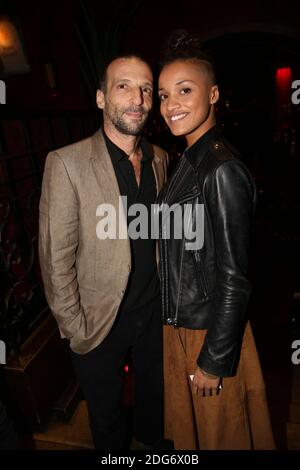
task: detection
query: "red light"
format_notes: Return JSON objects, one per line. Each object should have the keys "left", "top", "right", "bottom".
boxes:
{"left": 276, "top": 67, "right": 292, "bottom": 81}
{"left": 124, "top": 364, "right": 129, "bottom": 373}
{"left": 276, "top": 67, "right": 292, "bottom": 108}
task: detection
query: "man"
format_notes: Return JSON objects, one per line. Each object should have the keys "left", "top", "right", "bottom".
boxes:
{"left": 39, "top": 55, "right": 168, "bottom": 449}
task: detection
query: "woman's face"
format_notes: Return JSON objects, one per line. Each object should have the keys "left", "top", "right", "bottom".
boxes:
{"left": 158, "top": 60, "right": 219, "bottom": 146}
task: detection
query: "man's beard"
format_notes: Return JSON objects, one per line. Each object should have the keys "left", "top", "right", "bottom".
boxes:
{"left": 105, "top": 105, "right": 148, "bottom": 136}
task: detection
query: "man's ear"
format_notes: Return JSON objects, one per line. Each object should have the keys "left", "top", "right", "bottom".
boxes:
{"left": 96, "top": 89, "right": 105, "bottom": 109}
{"left": 210, "top": 85, "right": 219, "bottom": 105}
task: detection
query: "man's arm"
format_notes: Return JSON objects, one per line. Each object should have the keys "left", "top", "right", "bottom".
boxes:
{"left": 197, "top": 159, "right": 255, "bottom": 377}
{"left": 38, "top": 151, "right": 85, "bottom": 340}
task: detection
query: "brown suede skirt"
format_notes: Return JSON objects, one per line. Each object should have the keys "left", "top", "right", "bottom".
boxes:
{"left": 163, "top": 322, "right": 275, "bottom": 450}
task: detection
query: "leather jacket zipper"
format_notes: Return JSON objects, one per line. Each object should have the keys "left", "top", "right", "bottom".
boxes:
{"left": 194, "top": 250, "right": 208, "bottom": 297}
{"left": 160, "top": 155, "right": 186, "bottom": 326}
{"left": 164, "top": 155, "right": 186, "bottom": 202}
{"left": 174, "top": 238, "right": 185, "bottom": 326}
{"left": 159, "top": 228, "right": 167, "bottom": 320}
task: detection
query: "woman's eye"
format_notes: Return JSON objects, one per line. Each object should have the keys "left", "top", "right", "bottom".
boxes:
{"left": 159, "top": 94, "right": 167, "bottom": 102}
{"left": 181, "top": 88, "right": 192, "bottom": 95}
{"left": 181, "top": 87, "right": 191, "bottom": 95}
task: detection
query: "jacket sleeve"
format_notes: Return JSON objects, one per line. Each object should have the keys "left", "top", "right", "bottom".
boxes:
{"left": 38, "top": 151, "right": 85, "bottom": 340}
{"left": 197, "top": 159, "right": 256, "bottom": 377}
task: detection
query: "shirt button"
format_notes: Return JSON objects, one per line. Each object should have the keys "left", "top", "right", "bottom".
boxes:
{"left": 127, "top": 265, "right": 131, "bottom": 271}
{"left": 214, "top": 143, "right": 220, "bottom": 149}
{"left": 121, "top": 289, "right": 125, "bottom": 295}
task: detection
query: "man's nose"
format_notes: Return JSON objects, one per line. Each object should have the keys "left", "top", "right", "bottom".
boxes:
{"left": 131, "top": 87, "right": 143, "bottom": 105}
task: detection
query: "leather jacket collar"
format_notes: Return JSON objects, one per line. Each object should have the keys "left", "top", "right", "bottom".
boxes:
{"left": 185, "top": 124, "right": 223, "bottom": 169}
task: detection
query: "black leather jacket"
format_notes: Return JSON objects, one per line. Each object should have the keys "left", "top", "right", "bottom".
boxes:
{"left": 158, "top": 125, "right": 256, "bottom": 377}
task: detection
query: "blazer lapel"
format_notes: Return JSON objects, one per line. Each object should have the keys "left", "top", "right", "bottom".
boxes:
{"left": 90, "top": 129, "right": 121, "bottom": 203}
{"left": 151, "top": 150, "right": 164, "bottom": 195}
{"left": 90, "top": 129, "right": 128, "bottom": 238}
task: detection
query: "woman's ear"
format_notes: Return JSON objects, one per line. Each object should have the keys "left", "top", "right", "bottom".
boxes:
{"left": 210, "top": 85, "right": 219, "bottom": 105}
{"left": 96, "top": 89, "right": 105, "bottom": 110}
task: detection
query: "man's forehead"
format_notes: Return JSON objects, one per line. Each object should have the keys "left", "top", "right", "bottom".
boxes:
{"left": 107, "top": 57, "right": 153, "bottom": 83}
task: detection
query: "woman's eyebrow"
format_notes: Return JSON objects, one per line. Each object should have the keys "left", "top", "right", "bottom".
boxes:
{"left": 158, "top": 79, "right": 196, "bottom": 91}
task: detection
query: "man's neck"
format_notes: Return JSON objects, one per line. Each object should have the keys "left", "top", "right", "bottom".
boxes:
{"left": 104, "top": 124, "right": 141, "bottom": 157}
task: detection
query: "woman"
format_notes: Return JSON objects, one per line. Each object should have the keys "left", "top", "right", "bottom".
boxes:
{"left": 157, "top": 31, "right": 275, "bottom": 450}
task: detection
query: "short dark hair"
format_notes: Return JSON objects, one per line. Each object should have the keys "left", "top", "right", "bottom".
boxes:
{"left": 160, "top": 30, "right": 217, "bottom": 85}
{"left": 99, "top": 53, "right": 151, "bottom": 92}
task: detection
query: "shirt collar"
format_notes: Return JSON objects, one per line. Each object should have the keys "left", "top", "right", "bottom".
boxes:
{"left": 103, "top": 129, "right": 153, "bottom": 163}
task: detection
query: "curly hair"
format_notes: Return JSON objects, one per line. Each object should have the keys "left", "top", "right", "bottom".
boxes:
{"left": 160, "top": 30, "right": 216, "bottom": 85}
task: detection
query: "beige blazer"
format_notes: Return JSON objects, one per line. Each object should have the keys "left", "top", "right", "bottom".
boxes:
{"left": 39, "top": 129, "right": 168, "bottom": 354}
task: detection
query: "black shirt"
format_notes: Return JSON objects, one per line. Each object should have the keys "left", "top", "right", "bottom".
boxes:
{"left": 103, "top": 131, "right": 160, "bottom": 311}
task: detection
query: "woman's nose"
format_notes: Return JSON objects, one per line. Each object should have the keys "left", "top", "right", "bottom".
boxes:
{"left": 166, "top": 95, "right": 180, "bottom": 111}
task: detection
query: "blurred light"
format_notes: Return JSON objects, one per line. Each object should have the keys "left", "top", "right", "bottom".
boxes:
{"left": 276, "top": 67, "right": 292, "bottom": 82}
{"left": 276, "top": 67, "right": 292, "bottom": 111}
{"left": 0, "top": 20, "right": 18, "bottom": 56}
{"left": 124, "top": 364, "right": 129, "bottom": 373}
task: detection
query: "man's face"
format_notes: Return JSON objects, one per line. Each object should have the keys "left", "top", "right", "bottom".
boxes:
{"left": 158, "top": 60, "right": 219, "bottom": 146}
{"left": 96, "top": 57, "right": 153, "bottom": 137}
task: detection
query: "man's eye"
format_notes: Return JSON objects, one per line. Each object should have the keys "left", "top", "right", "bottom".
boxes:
{"left": 143, "top": 87, "right": 153, "bottom": 96}
{"left": 181, "top": 87, "right": 191, "bottom": 95}
{"left": 117, "top": 84, "right": 127, "bottom": 89}
{"left": 159, "top": 94, "right": 167, "bottom": 102}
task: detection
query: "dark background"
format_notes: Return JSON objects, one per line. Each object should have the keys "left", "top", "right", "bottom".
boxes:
{"left": 1, "top": 0, "right": 300, "bottom": 451}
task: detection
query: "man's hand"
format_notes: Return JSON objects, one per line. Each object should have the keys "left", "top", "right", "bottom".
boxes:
{"left": 190, "top": 367, "right": 221, "bottom": 397}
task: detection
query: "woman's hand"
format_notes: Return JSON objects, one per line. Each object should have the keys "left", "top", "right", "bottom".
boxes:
{"left": 190, "top": 367, "right": 221, "bottom": 396}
